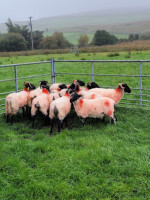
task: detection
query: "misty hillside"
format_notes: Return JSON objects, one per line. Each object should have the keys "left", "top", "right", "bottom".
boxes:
{"left": 1, "top": 8, "right": 150, "bottom": 44}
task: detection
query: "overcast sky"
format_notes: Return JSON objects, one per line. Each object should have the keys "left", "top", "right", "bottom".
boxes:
{"left": 0, "top": 0, "right": 150, "bottom": 23}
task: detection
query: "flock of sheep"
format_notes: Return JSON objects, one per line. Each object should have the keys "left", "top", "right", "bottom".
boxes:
{"left": 5, "top": 79, "right": 131, "bottom": 135}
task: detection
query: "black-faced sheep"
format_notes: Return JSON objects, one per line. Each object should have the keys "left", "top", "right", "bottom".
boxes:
{"left": 5, "top": 82, "right": 36, "bottom": 124}
{"left": 89, "top": 83, "right": 131, "bottom": 104}
{"left": 49, "top": 91, "right": 71, "bottom": 134}
{"left": 70, "top": 92, "right": 116, "bottom": 126}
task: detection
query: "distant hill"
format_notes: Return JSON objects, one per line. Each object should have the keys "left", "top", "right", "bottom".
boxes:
{"left": 1, "top": 7, "right": 150, "bottom": 44}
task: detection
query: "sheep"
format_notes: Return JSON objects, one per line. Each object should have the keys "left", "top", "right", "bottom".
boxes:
{"left": 70, "top": 92, "right": 116, "bottom": 126}
{"left": 31, "top": 85, "right": 50, "bottom": 128}
{"left": 69, "top": 83, "right": 102, "bottom": 99}
{"left": 5, "top": 82, "right": 36, "bottom": 124}
{"left": 69, "top": 81, "right": 100, "bottom": 94}
{"left": 50, "top": 83, "right": 67, "bottom": 92}
{"left": 27, "top": 80, "right": 48, "bottom": 108}
{"left": 89, "top": 83, "right": 131, "bottom": 104}
{"left": 49, "top": 91, "right": 71, "bottom": 134}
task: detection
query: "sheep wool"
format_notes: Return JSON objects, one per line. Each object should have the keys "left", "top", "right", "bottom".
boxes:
{"left": 74, "top": 97, "right": 115, "bottom": 119}
{"left": 49, "top": 92, "right": 71, "bottom": 134}
{"left": 89, "top": 83, "right": 131, "bottom": 104}
{"left": 31, "top": 88, "right": 50, "bottom": 117}
{"left": 5, "top": 90, "right": 29, "bottom": 116}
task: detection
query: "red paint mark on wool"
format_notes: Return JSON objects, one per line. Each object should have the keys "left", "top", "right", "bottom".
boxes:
{"left": 115, "top": 87, "right": 121, "bottom": 93}
{"left": 42, "top": 88, "right": 49, "bottom": 94}
{"left": 104, "top": 100, "right": 109, "bottom": 107}
{"left": 79, "top": 99, "right": 84, "bottom": 107}
{"left": 90, "top": 94, "right": 96, "bottom": 99}
{"left": 23, "top": 88, "right": 29, "bottom": 93}
{"left": 85, "top": 87, "right": 88, "bottom": 91}
{"left": 107, "top": 110, "right": 112, "bottom": 117}
{"left": 64, "top": 93, "right": 70, "bottom": 98}
{"left": 57, "top": 88, "right": 60, "bottom": 92}
{"left": 78, "top": 86, "right": 81, "bottom": 92}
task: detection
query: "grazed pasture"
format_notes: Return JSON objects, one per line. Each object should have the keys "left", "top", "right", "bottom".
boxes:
{"left": 0, "top": 51, "right": 150, "bottom": 199}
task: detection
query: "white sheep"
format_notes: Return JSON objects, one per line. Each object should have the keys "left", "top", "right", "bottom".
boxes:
{"left": 27, "top": 80, "right": 48, "bottom": 108}
{"left": 70, "top": 92, "right": 116, "bottom": 126}
{"left": 31, "top": 86, "right": 50, "bottom": 128}
{"left": 89, "top": 83, "right": 131, "bottom": 104}
{"left": 5, "top": 82, "right": 36, "bottom": 124}
{"left": 49, "top": 92, "right": 71, "bottom": 134}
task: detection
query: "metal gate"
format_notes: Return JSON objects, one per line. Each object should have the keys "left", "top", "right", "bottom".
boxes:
{"left": 0, "top": 58, "right": 150, "bottom": 115}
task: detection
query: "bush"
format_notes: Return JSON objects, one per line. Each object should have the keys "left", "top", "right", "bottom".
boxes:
{"left": 91, "top": 30, "right": 118, "bottom": 46}
{"left": 107, "top": 52, "right": 120, "bottom": 57}
{"left": 0, "top": 33, "right": 27, "bottom": 52}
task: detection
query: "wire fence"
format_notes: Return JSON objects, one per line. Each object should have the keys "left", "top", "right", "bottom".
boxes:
{"left": 0, "top": 58, "right": 150, "bottom": 115}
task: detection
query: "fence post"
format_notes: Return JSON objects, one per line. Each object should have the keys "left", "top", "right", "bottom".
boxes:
{"left": 91, "top": 61, "right": 94, "bottom": 81}
{"left": 140, "top": 61, "right": 142, "bottom": 108}
{"left": 51, "top": 57, "right": 55, "bottom": 84}
{"left": 53, "top": 59, "right": 56, "bottom": 83}
{"left": 14, "top": 65, "right": 18, "bottom": 92}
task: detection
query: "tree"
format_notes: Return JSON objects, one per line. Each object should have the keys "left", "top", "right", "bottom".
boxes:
{"left": 78, "top": 34, "right": 89, "bottom": 48}
{"left": 39, "top": 32, "right": 73, "bottom": 49}
{"left": 0, "top": 33, "right": 27, "bottom": 52}
{"left": 128, "top": 33, "right": 139, "bottom": 41}
{"left": 5, "top": 18, "right": 43, "bottom": 50}
{"left": 33, "top": 30, "right": 44, "bottom": 49}
{"left": 91, "top": 30, "right": 118, "bottom": 46}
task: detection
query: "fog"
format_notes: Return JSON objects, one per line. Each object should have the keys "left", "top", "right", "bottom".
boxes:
{"left": 0, "top": 0, "right": 150, "bottom": 23}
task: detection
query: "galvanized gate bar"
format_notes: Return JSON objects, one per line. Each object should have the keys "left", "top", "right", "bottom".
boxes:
{"left": 91, "top": 62, "right": 94, "bottom": 81}
{"left": 1, "top": 59, "right": 150, "bottom": 114}
{"left": 14, "top": 65, "right": 18, "bottom": 92}
{"left": 140, "top": 62, "right": 142, "bottom": 108}
{"left": 0, "top": 61, "right": 52, "bottom": 68}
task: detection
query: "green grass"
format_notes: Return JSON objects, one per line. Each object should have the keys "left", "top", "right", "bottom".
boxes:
{"left": 0, "top": 51, "right": 150, "bottom": 199}
{"left": 0, "top": 107, "right": 150, "bottom": 199}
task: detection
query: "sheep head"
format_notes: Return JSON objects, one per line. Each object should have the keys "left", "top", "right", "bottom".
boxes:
{"left": 87, "top": 81, "right": 100, "bottom": 89}
{"left": 70, "top": 92, "right": 82, "bottom": 103}
{"left": 72, "top": 80, "right": 85, "bottom": 86}
{"left": 24, "top": 82, "right": 36, "bottom": 91}
{"left": 119, "top": 83, "right": 131, "bottom": 93}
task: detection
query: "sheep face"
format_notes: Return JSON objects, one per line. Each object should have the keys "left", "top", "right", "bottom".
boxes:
{"left": 40, "top": 85, "right": 50, "bottom": 93}
{"left": 39, "top": 81, "right": 48, "bottom": 87}
{"left": 119, "top": 83, "right": 131, "bottom": 93}
{"left": 70, "top": 93, "right": 82, "bottom": 103}
{"left": 87, "top": 81, "right": 100, "bottom": 89}
{"left": 24, "top": 82, "right": 36, "bottom": 91}
{"left": 59, "top": 84, "right": 67, "bottom": 90}
{"left": 73, "top": 80, "right": 85, "bottom": 86}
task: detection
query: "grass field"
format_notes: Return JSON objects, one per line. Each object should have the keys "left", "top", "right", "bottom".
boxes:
{"left": 0, "top": 51, "right": 150, "bottom": 199}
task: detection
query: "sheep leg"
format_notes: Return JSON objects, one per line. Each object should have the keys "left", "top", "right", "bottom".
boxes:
{"left": 110, "top": 116, "right": 117, "bottom": 124}
{"left": 58, "top": 120, "right": 63, "bottom": 133}
{"left": 32, "top": 115, "right": 36, "bottom": 128}
{"left": 26, "top": 106, "right": 30, "bottom": 117}
{"left": 61, "top": 121, "right": 63, "bottom": 129}
{"left": 22, "top": 107, "right": 25, "bottom": 117}
{"left": 6, "top": 114, "right": 9, "bottom": 123}
{"left": 80, "top": 117, "right": 85, "bottom": 126}
{"left": 50, "top": 119, "right": 54, "bottom": 135}
{"left": 102, "top": 116, "right": 106, "bottom": 123}
{"left": 65, "top": 117, "right": 68, "bottom": 127}
{"left": 10, "top": 115, "right": 14, "bottom": 125}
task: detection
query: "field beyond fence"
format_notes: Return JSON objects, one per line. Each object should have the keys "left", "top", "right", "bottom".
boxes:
{"left": 0, "top": 51, "right": 150, "bottom": 199}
